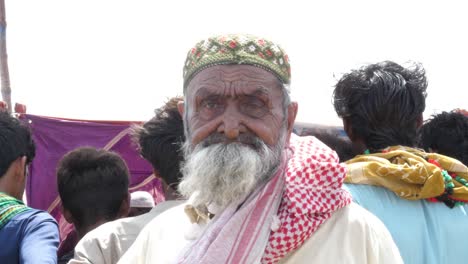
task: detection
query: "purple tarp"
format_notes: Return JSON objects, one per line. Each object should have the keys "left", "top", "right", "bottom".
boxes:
{"left": 22, "top": 114, "right": 165, "bottom": 241}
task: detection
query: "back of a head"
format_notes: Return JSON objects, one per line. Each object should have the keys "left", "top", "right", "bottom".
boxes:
{"left": 333, "top": 61, "right": 427, "bottom": 151}
{"left": 0, "top": 111, "right": 35, "bottom": 178}
{"left": 311, "top": 129, "right": 355, "bottom": 162}
{"left": 133, "top": 97, "right": 185, "bottom": 189}
{"left": 420, "top": 111, "right": 468, "bottom": 166}
{"left": 56, "top": 147, "right": 130, "bottom": 229}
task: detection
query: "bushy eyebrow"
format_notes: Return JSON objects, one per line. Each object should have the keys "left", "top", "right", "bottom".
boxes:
{"left": 195, "top": 86, "right": 271, "bottom": 99}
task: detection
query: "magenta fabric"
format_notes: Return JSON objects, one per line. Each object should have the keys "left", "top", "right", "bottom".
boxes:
{"left": 21, "top": 114, "right": 165, "bottom": 241}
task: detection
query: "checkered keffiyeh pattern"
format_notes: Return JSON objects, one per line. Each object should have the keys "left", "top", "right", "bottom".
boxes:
{"left": 262, "top": 136, "right": 352, "bottom": 263}
{"left": 183, "top": 34, "right": 291, "bottom": 90}
{"left": 177, "top": 136, "right": 352, "bottom": 264}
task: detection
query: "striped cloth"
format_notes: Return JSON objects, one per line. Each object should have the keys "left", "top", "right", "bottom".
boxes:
{"left": 0, "top": 192, "right": 31, "bottom": 230}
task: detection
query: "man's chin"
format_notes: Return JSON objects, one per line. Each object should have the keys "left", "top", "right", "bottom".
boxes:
{"left": 190, "top": 186, "right": 254, "bottom": 210}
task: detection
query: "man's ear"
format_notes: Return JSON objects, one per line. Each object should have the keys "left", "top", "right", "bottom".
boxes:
{"left": 416, "top": 114, "right": 424, "bottom": 129}
{"left": 152, "top": 169, "right": 162, "bottom": 180}
{"left": 177, "top": 101, "right": 185, "bottom": 117}
{"left": 118, "top": 192, "right": 131, "bottom": 218}
{"left": 13, "top": 156, "right": 27, "bottom": 183}
{"left": 343, "top": 117, "right": 354, "bottom": 141}
{"left": 286, "top": 102, "right": 298, "bottom": 135}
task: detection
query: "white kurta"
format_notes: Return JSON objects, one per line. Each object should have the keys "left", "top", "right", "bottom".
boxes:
{"left": 69, "top": 200, "right": 184, "bottom": 264}
{"left": 118, "top": 202, "right": 402, "bottom": 264}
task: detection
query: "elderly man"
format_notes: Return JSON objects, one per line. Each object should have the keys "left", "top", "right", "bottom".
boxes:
{"left": 119, "top": 34, "right": 401, "bottom": 264}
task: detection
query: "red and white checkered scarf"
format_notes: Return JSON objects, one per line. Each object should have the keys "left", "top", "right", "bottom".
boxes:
{"left": 178, "top": 135, "right": 352, "bottom": 264}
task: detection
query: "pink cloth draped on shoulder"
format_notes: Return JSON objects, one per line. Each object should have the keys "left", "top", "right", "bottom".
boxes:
{"left": 178, "top": 135, "right": 352, "bottom": 264}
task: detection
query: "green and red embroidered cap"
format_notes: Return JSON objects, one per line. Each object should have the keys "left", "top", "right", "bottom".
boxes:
{"left": 183, "top": 34, "right": 291, "bottom": 91}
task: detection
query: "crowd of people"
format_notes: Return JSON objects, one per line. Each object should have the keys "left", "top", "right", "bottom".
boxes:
{"left": 1, "top": 34, "right": 467, "bottom": 264}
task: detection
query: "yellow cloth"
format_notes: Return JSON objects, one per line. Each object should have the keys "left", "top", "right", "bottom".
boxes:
{"left": 345, "top": 146, "right": 468, "bottom": 201}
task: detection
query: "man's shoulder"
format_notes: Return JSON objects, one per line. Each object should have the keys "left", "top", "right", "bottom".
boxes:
{"left": 283, "top": 203, "right": 402, "bottom": 264}
{"left": 11, "top": 208, "right": 58, "bottom": 227}
{"left": 332, "top": 202, "right": 382, "bottom": 224}
{"left": 135, "top": 201, "right": 190, "bottom": 242}
{"left": 116, "top": 202, "right": 191, "bottom": 263}
{"left": 81, "top": 200, "right": 185, "bottom": 244}
{"left": 342, "top": 183, "right": 455, "bottom": 224}
{"left": 325, "top": 202, "right": 391, "bottom": 237}
{"left": 145, "top": 201, "right": 188, "bottom": 229}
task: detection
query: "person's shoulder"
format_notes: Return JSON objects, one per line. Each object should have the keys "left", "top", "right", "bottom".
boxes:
{"left": 151, "top": 200, "right": 186, "bottom": 215}
{"left": 343, "top": 183, "right": 393, "bottom": 201}
{"left": 343, "top": 183, "right": 425, "bottom": 214}
{"left": 80, "top": 200, "right": 186, "bottom": 246}
{"left": 294, "top": 203, "right": 403, "bottom": 264}
{"left": 13, "top": 208, "right": 58, "bottom": 228}
{"left": 19, "top": 209, "right": 59, "bottom": 241}
{"left": 135, "top": 201, "right": 189, "bottom": 241}
{"left": 117, "top": 202, "right": 190, "bottom": 263}
{"left": 79, "top": 217, "right": 125, "bottom": 245}
{"left": 146, "top": 201, "right": 188, "bottom": 227}
{"left": 337, "top": 202, "right": 385, "bottom": 224}
{"left": 329, "top": 202, "right": 392, "bottom": 237}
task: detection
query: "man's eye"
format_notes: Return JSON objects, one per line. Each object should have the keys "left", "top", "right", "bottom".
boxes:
{"left": 201, "top": 100, "right": 220, "bottom": 109}
{"left": 241, "top": 97, "right": 268, "bottom": 118}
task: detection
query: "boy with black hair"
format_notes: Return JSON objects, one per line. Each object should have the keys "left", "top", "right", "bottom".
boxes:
{"left": 420, "top": 111, "right": 468, "bottom": 166}
{"left": 57, "top": 147, "right": 131, "bottom": 262}
{"left": 0, "top": 111, "right": 59, "bottom": 263}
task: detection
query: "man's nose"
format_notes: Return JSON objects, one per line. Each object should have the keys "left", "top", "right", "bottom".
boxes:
{"left": 217, "top": 104, "right": 246, "bottom": 139}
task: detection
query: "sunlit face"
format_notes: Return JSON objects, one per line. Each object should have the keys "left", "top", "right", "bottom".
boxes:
{"left": 183, "top": 64, "right": 291, "bottom": 149}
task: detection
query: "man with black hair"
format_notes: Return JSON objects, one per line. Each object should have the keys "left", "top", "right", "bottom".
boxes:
{"left": 135, "top": 96, "right": 184, "bottom": 200}
{"left": 70, "top": 97, "right": 185, "bottom": 264}
{"left": 420, "top": 111, "right": 468, "bottom": 166}
{"left": 0, "top": 111, "right": 59, "bottom": 263}
{"left": 57, "top": 147, "right": 131, "bottom": 263}
{"left": 333, "top": 61, "right": 468, "bottom": 264}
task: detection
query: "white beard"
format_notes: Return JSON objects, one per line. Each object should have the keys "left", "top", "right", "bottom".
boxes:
{"left": 178, "top": 136, "right": 285, "bottom": 209}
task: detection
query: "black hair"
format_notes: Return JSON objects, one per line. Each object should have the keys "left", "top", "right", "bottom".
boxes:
{"left": 294, "top": 124, "right": 355, "bottom": 162}
{"left": 312, "top": 130, "right": 355, "bottom": 162}
{"left": 333, "top": 61, "right": 427, "bottom": 151}
{"left": 133, "top": 97, "right": 185, "bottom": 188}
{"left": 420, "top": 111, "right": 468, "bottom": 166}
{"left": 56, "top": 147, "right": 130, "bottom": 229}
{"left": 0, "top": 111, "right": 35, "bottom": 177}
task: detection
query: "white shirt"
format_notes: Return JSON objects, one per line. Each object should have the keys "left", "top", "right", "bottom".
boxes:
{"left": 118, "top": 202, "right": 402, "bottom": 264}
{"left": 69, "top": 200, "right": 184, "bottom": 264}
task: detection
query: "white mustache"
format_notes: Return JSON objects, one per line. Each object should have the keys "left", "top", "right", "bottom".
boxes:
{"left": 178, "top": 137, "right": 284, "bottom": 209}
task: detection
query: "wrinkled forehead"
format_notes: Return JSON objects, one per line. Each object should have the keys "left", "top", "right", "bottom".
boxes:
{"left": 185, "top": 65, "right": 283, "bottom": 98}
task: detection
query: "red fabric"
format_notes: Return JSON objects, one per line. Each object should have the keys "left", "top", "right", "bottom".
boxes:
{"left": 262, "top": 136, "right": 352, "bottom": 263}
